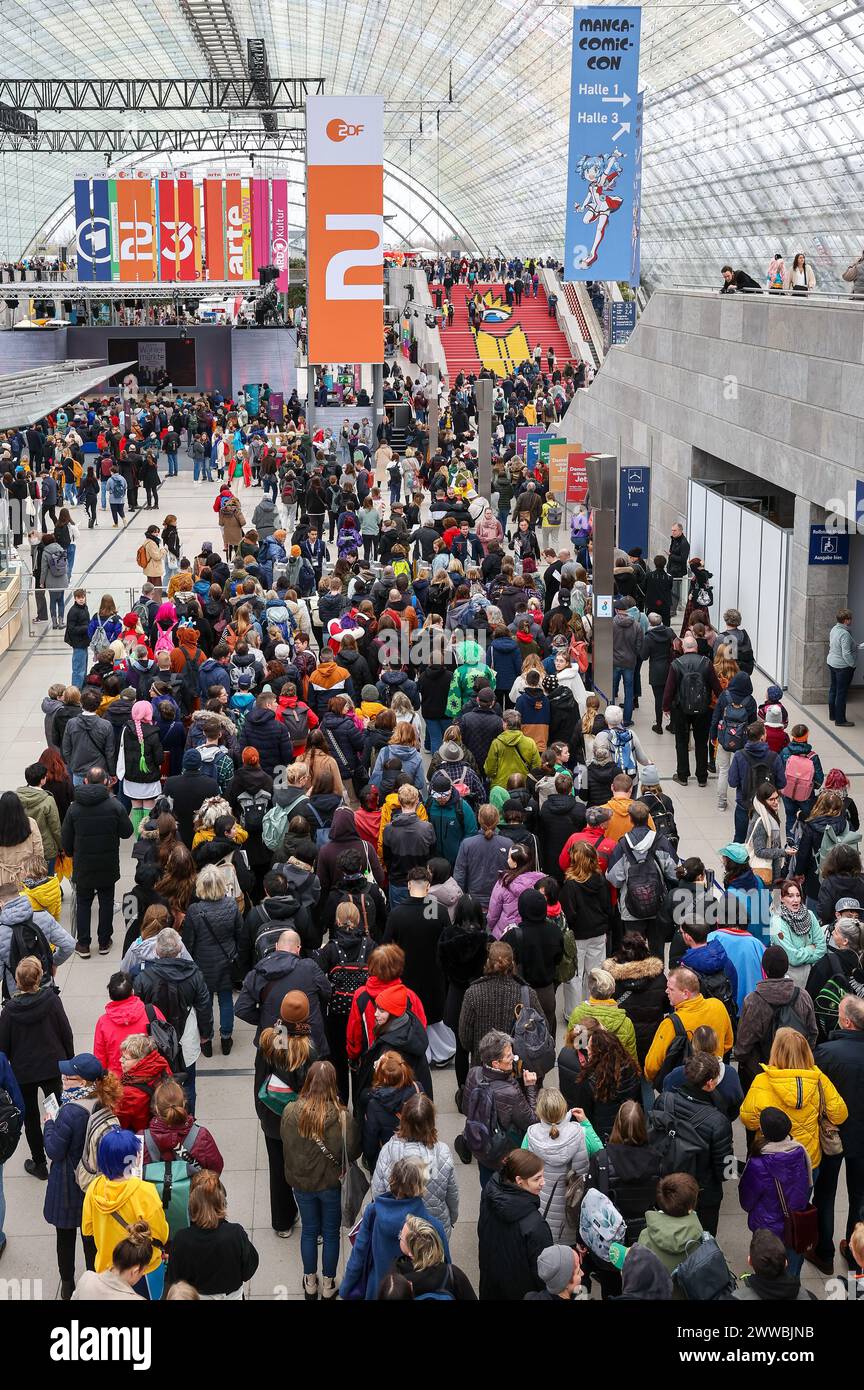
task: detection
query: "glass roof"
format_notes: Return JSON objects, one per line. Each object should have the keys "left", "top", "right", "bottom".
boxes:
{"left": 1, "top": 0, "right": 863, "bottom": 288}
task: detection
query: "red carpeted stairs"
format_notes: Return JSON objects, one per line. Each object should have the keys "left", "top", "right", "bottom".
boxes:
{"left": 437, "top": 281, "right": 576, "bottom": 379}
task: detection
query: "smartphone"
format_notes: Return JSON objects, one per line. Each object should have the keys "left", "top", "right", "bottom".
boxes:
{"left": 705, "top": 868, "right": 716, "bottom": 892}
{"left": 43, "top": 1093, "right": 59, "bottom": 1122}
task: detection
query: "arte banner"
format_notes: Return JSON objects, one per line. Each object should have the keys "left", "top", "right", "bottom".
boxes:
{"left": 306, "top": 94, "right": 384, "bottom": 364}
{"left": 565, "top": 6, "right": 641, "bottom": 281}
{"left": 252, "top": 180, "right": 269, "bottom": 282}
{"left": 270, "top": 178, "right": 289, "bottom": 292}
{"left": 241, "top": 179, "right": 253, "bottom": 280}
{"left": 224, "top": 179, "right": 244, "bottom": 281}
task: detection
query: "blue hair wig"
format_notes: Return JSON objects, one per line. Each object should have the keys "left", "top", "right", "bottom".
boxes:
{"left": 97, "top": 1127, "right": 141, "bottom": 1180}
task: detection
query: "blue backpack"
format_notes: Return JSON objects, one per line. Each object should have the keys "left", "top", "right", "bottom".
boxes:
{"left": 609, "top": 727, "right": 637, "bottom": 776}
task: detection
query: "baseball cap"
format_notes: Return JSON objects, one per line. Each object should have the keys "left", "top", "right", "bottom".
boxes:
{"left": 430, "top": 770, "right": 452, "bottom": 797}
{"left": 835, "top": 897, "right": 861, "bottom": 914}
{"left": 59, "top": 1053, "right": 106, "bottom": 1081}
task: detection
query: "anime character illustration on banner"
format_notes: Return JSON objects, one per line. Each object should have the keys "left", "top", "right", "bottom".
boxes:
{"left": 573, "top": 147, "right": 626, "bottom": 270}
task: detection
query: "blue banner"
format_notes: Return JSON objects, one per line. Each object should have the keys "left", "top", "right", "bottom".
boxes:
{"left": 630, "top": 91, "right": 643, "bottom": 287}
{"left": 618, "top": 465, "right": 649, "bottom": 553}
{"left": 565, "top": 7, "right": 641, "bottom": 282}
{"left": 244, "top": 384, "right": 261, "bottom": 415}
{"left": 526, "top": 431, "right": 552, "bottom": 475}
{"left": 75, "top": 178, "right": 112, "bottom": 282}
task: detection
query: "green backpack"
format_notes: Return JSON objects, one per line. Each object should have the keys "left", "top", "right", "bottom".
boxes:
{"left": 816, "top": 825, "right": 862, "bottom": 875}
{"left": 142, "top": 1124, "right": 201, "bottom": 1236}
{"left": 555, "top": 924, "right": 578, "bottom": 985}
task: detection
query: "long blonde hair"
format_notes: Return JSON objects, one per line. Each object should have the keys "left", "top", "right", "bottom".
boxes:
{"left": 768, "top": 1027, "right": 815, "bottom": 1071}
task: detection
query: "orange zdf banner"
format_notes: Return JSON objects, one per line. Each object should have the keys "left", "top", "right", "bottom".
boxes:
{"left": 306, "top": 96, "right": 384, "bottom": 364}
{"left": 117, "top": 179, "right": 155, "bottom": 283}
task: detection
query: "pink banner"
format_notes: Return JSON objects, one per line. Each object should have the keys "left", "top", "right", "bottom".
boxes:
{"left": 270, "top": 178, "right": 289, "bottom": 292}
{"left": 252, "top": 179, "right": 269, "bottom": 282}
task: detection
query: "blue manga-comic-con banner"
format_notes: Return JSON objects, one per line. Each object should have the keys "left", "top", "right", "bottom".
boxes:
{"left": 565, "top": 7, "right": 641, "bottom": 282}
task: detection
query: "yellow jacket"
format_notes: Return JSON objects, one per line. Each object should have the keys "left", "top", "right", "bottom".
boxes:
{"left": 644, "top": 994, "right": 734, "bottom": 1083}
{"left": 739, "top": 1065, "right": 848, "bottom": 1167}
{"left": 377, "top": 794, "right": 429, "bottom": 857}
{"left": 81, "top": 1175, "right": 169, "bottom": 1275}
{"left": 359, "top": 700, "right": 386, "bottom": 723}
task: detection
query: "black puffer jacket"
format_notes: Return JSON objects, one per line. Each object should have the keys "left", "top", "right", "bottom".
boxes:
{"left": 478, "top": 1172, "right": 553, "bottom": 1301}
{"left": 557, "top": 1048, "right": 641, "bottom": 1142}
{"left": 239, "top": 705, "right": 294, "bottom": 776}
{"left": 183, "top": 896, "right": 243, "bottom": 992}
{"left": 458, "top": 705, "right": 504, "bottom": 771}
{"left": 121, "top": 723, "right": 163, "bottom": 783}
{"left": 652, "top": 1082, "right": 733, "bottom": 1207}
{"left": 538, "top": 794, "right": 586, "bottom": 878}
{"left": 358, "top": 1081, "right": 420, "bottom": 1170}
{"left": 589, "top": 1141, "right": 664, "bottom": 1242}
{"left": 417, "top": 664, "right": 452, "bottom": 721}
{"left": 235, "top": 950, "right": 331, "bottom": 1054}
{"left": 603, "top": 954, "right": 668, "bottom": 1065}
{"left": 319, "top": 711, "right": 365, "bottom": 776}
{"left": 61, "top": 784, "right": 134, "bottom": 890}
{"left": 241, "top": 891, "right": 317, "bottom": 963}
{"left": 63, "top": 601, "right": 91, "bottom": 651}
{"left": 586, "top": 759, "right": 617, "bottom": 806}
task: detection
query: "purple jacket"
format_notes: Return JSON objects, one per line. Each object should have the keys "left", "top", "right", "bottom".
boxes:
{"left": 487, "top": 870, "right": 544, "bottom": 939}
{"left": 738, "top": 1145, "right": 811, "bottom": 1238}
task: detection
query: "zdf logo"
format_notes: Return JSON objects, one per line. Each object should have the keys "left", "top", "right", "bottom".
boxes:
{"left": 326, "top": 118, "right": 364, "bottom": 141}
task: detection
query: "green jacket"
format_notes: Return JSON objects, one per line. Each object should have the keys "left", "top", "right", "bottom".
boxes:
{"left": 16, "top": 785, "right": 61, "bottom": 860}
{"left": 638, "top": 1209, "right": 704, "bottom": 1276}
{"left": 566, "top": 1000, "right": 638, "bottom": 1066}
{"left": 484, "top": 729, "right": 541, "bottom": 789}
{"left": 445, "top": 640, "right": 496, "bottom": 718}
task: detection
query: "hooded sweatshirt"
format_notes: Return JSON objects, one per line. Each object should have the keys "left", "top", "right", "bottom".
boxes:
{"left": 93, "top": 994, "right": 165, "bottom": 1076}
{"left": 81, "top": 1176, "right": 169, "bottom": 1275}
{"left": 679, "top": 939, "right": 738, "bottom": 1005}
{"left": 638, "top": 1209, "right": 704, "bottom": 1276}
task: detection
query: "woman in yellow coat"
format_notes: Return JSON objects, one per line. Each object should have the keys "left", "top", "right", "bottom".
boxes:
{"left": 739, "top": 1028, "right": 848, "bottom": 1169}
{"left": 82, "top": 1128, "right": 169, "bottom": 1297}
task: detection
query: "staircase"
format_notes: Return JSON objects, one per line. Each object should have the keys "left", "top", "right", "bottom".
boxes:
{"left": 563, "top": 283, "right": 603, "bottom": 371}
{"left": 438, "top": 282, "right": 577, "bottom": 379}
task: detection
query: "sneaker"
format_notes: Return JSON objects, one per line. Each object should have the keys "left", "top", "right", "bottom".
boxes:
{"left": 454, "top": 1133, "right": 472, "bottom": 1165}
{"left": 200, "top": 1039, "right": 213, "bottom": 1058}
{"left": 98, "top": 939, "right": 112, "bottom": 955}
{"left": 303, "top": 1274, "right": 319, "bottom": 1301}
{"left": 220, "top": 1035, "right": 233, "bottom": 1056}
{"left": 836, "top": 720, "right": 856, "bottom": 728}
{"left": 651, "top": 724, "right": 663, "bottom": 734}
{"left": 24, "top": 1158, "right": 49, "bottom": 1180}
{"left": 75, "top": 943, "right": 91, "bottom": 959}
{"left": 671, "top": 774, "right": 689, "bottom": 787}
{"left": 717, "top": 800, "right": 727, "bottom": 812}
{"left": 274, "top": 1226, "right": 294, "bottom": 1239}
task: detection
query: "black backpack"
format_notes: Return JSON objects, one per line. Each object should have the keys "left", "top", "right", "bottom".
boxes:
{"left": 693, "top": 966, "right": 738, "bottom": 1032}
{"left": 143, "top": 1001, "right": 183, "bottom": 1074}
{"left": 652, "top": 1012, "right": 692, "bottom": 1088}
{"left": 647, "top": 1092, "right": 707, "bottom": 1176}
{"left": 0, "top": 1085, "right": 23, "bottom": 1163}
{"left": 237, "top": 788, "right": 272, "bottom": 833}
{"left": 745, "top": 757, "right": 773, "bottom": 808}
{"left": 462, "top": 1077, "right": 511, "bottom": 1168}
{"left": 622, "top": 837, "right": 664, "bottom": 920}
{"left": 640, "top": 792, "right": 678, "bottom": 849}
{"left": 675, "top": 656, "right": 710, "bottom": 718}
{"left": 761, "top": 987, "right": 809, "bottom": 1057}
{"left": 175, "top": 648, "right": 203, "bottom": 709}
{"left": 4, "top": 915, "right": 54, "bottom": 1000}
{"left": 812, "top": 954, "right": 855, "bottom": 1043}
{"left": 327, "top": 943, "right": 371, "bottom": 1018}
{"left": 141, "top": 979, "right": 190, "bottom": 1067}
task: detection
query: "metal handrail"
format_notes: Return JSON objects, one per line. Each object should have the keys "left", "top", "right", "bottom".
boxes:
{"left": 666, "top": 283, "right": 863, "bottom": 309}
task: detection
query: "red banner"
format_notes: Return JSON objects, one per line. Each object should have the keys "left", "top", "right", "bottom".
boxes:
{"left": 566, "top": 450, "right": 590, "bottom": 504}
{"left": 203, "top": 179, "right": 225, "bottom": 280}
{"left": 176, "top": 177, "right": 199, "bottom": 282}
{"left": 224, "top": 178, "right": 245, "bottom": 281}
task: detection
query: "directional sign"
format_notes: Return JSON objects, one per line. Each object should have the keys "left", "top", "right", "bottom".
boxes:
{"left": 611, "top": 300, "right": 637, "bottom": 345}
{"left": 618, "top": 464, "right": 649, "bottom": 553}
{"left": 565, "top": 7, "right": 642, "bottom": 282}
{"left": 809, "top": 526, "right": 849, "bottom": 565}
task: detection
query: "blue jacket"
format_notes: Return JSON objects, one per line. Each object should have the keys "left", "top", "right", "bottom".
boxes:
{"left": 487, "top": 635, "right": 522, "bottom": 695}
{"left": 340, "top": 1193, "right": 450, "bottom": 1300}
{"left": 708, "top": 672, "right": 757, "bottom": 741}
{"left": 680, "top": 939, "right": 738, "bottom": 1005}
{"left": 319, "top": 712, "right": 365, "bottom": 775}
{"left": 728, "top": 741, "right": 787, "bottom": 806}
{"left": 377, "top": 670, "right": 421, "bottom": 710}
{"left": 42, "top": 1097, "right": 91, "bottom": 1228}
{"left": 370, "top": 743, "right": 427, "bottom": 797}
{"left": 724, "top": 868, "right": 772, "bottom": 938}
{"left": 709, "top": 927, "right": 765, "bottom": 1011}
{"left": 239, "top": 705, "right": 295, "bottom": 776}
{"left": 0, "top": 1050, "right": 23, "bottom": 1111}
{"left": 198, "top": 657, "right": 232, "bottom": 701}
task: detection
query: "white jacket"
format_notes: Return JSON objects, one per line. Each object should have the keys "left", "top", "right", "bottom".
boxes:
{"left": 370, "top": 1137, "right": 459, "bottom": 1233}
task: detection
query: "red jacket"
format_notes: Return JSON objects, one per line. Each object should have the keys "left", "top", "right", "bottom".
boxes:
{"left": 354, "top": 807, "right": 382, "bottom": 854}
{"left": 93, "top": 996, "right": 165, "bottom": 1076}
{"left": 345, "top": 973, "right": 428, "bottom": 1060}
{"left": 144, "top": 1114, "right": 224, "bottom": 1174}
{"left": 115, "top": 1049, "right": 172, "bottom": 1133}
{"left": 558, "top": 827, "right": 617, "bottom": 876}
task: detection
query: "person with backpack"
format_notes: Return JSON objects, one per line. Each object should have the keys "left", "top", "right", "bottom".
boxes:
{"left": 637, "top": 766, "right": 679, "bottom": 853}
{"left": 143, "top": 1077, "right": 223, "bottom": 1174}
{"left": 805, "top": 918, "right": 864, "bottom": 1037}
{"left": 610, "top": 596, "right": 643, "bottom": 727}
{"left": 62, "top": 765, "right": 134, "bottom": 958}
{"left": 644, "top": 966, "right": 734, "bottom": 1088}
{"left": 734, "top": 1227, "right": 818, "bottom": 1302}
{"left": 115, "top": 1033, "right": 172, "bottom": 1134}
{"left": 81, "top": 1128, "right": 169, "bottom": 1298}
{"left": 734, "top": 944, "right": 819, "bottom": 1092}
{"left": 637, "top": 1171, "right": 706, "bottom": 1276}
{"left": 662, "top": 632, "right": 721, "bottom": 788}
{"left": 650, "top": 1051, "right": 734, "bottom": 1234}
{"left": 92, "top": 971, "right": 165, "bottom": 1076}
{"left": 739, "top": 1026, "right": 848, "bottom": 1172}
{"left": 166, "top": 1169, "right": 259, "bottom": 1299}
{"left": 388, "top": 1213, "right": 477, "bottom": 1301}
{"left": 0, "top": 880, "right": 74, "bottom": 1001}
{"left": 40, "top": 531, "right": 69, "bottom": 629}
{"left": 605, "top": 802, "right": 678, "bottom": 960}
{"left": 0, "top": 955, "right": 73, "bottom": 1180}
{"left": 134, "top": 927, "right": 213, "bottom": 1112}
{"left": 709, "top": 670, "right": 757, "bottom": 813}
{"left": 675, "top": 922, "right": 739, "bottom": 1025}
{"left": 43, "top": 1052, "right": 123, "bottom": 1298}
{"left": 779, "top": 724, "right": 824, "bottom": 840}
{"left": 119, "top": 701, "right": 164, "bottom": 837}
{"left": 795, "top": 790, "right": 858, "bottom": 908}
{"left": 811, "top": 994, "right": 864, "bottom": 1276}
{"left": 477, "top": 1148, "right": 553, "bottom": 1300}
{"left": 717, "top": 607, "right": 755, "bottom": 674}
{"left": 164, "top": 748, "right": 219, "bottom": 850}
{"left": 503, "top": 887, "right": 564, "bottom": 1040}
{"left": 603, "top": 703, "right": 649, "bottom": 780}
{"left": 182, "top": 866, "right": 243, "bottom": 1058}
{"left": 728, "top": 719, "right": 787, "bottom": 843}
{"left": 768, "top": 878, "right": 826, "bottom": 988}
{"left": 61, "top": 687, "right": 115, "bottom": 785}
{"left": 137, "top": 525, "right": 163, "bottom": 584}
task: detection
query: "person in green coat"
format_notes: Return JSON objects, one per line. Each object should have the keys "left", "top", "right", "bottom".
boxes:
{"left": 484, "top": 711, "right": 542, "bottom": 789}
{"left": 445, "top": 639, "right": 496, "bottom": 718}
{"left": 425, "top": 772, "right": 478, "bottom": 867}
{"left": 16, "top": 764, "right": 62, "bottom": 870}
{"left": 567, "top": 968, "right": 639, "bottom": 1066}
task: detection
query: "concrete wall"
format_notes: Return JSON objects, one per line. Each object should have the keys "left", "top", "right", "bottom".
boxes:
{"left": 559, "top": 289, "right": 864, "bottom": 702}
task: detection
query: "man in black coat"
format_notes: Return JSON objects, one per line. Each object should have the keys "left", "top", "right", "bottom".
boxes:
{"left": 642, "top": 613, "right": 675, "bottom": 734}
{"left": 650, "top": 1052, "right": 733, "bottom": 1236}
{"left": 235, "top": 926, "right": 331, "bottom": 1055}
{"left": 458, "top": 687, "right": 504, "bottom": 770}
{"left": 812, "top": 994, "right": 864, "bottom": 1273}
{"left": 61, "top": 767, "right": 133, "bottom": 957}
{"left": 667, "top": 523, "right": 689, "bottom": 613}
{"left": 662, "top": 634, "right": 722, "bottom": 787}
{"left": 239, "top": 692, "right": 294, "bottom": 777}
{"left": 383, "top": 866, "right": 447, "bottom": 1028}
{"left": 63, "top": 589, "right": 91, "bottom": 691}
{"left": 133, "top": 926, "right": 213, "bottom": 1111}
{"left": 164, "top": 748, "right": 215, "bottom": 847}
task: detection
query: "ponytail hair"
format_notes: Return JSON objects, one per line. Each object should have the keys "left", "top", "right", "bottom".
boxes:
{"left": 112, "top": 1219, "right": 153, "bottom": 1273}
{"left": 478, "top": 804, "right": 499, "bottom": 840}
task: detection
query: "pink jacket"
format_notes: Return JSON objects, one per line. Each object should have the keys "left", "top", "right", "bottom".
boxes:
{"left": 476, "top": 511, "right": 504, "bottom": 548}
{"left": 487, "top": 870, "right": 545, "bottom": 939}
{"left": 93, "top": 996, "right": 165, "bottom": 1076}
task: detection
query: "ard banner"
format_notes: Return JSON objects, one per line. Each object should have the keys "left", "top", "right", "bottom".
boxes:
{"left": 270, "top": 178, "right": 290, "bottom": 292}
{"left": 306, "top": 95, "right": 384, "bottom": 363}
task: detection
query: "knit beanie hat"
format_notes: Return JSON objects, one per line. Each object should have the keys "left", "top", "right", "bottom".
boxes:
{"left": 517, "top": 888, "right": 548, "bottom": 924}
{"left": 759, "top": 1107, "right": 793, "bottom": 1142}
{"left": 764, "top": 705, "right": 784, "bottom": 727}
{"left": 766, "top": 684, "right": 783, "bottom": 702}
{"left": 376, "top": 983, "right": 408, "bottom": 1017}
{"left": 640, "top": 765, "right": 660, "bottom": 788}
{"left": 279, "top": 991, "right": 310, "bottom": 1025}
{"left": 537, "top": 1245, "right": 574, "bottom": 1295}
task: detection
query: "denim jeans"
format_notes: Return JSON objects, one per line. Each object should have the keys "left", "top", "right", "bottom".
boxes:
{"left": 193, "top": 458, "right": 213, "bottom": 482}
{"left": 49, "top": 590, "right": 65, "bottom": 624}
{"left": 65, "top": 544, "right": 76, "bottom": 581}
{"left": 100, "top": 477, "right": 108, "bottom": 508}
{"left": 215, "top": 987, "right": 234, "bottom": 1037}
{"left": 166, "top": 452, "right": 178, "bottom": 476}
{"left": 733, "top": 803, "right": 750, "bottom": 842}
{"left": 64, "top": 482, "right": 77, "bottom": 504}
{"left": 263, "top": 475, "right": 277, "bottom": 501}
{"left": 294, "top": 1186, "right": 341, "bottom": 1277}
{"left": 389, "top": 883, "right": 409, "bottom": 908}
{"left": 612, "top": 665, "right": 635, "bottom": 724}
{"left": 71, "top": 647, "right": 88, "bottom": 689}
{"left": 425, "top": 717, "right": 449, "bottom": 754}
{"left": 828, "top": 665, "right": 854, "bottom": 723}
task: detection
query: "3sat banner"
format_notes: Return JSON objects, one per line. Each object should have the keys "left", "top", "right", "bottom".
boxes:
{"left": 564, "top": 6, "right": 642, "bottom": 282}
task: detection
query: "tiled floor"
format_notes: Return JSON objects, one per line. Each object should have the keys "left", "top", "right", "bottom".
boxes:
{"left": 0, "top": 467, "right": 854, "bottom": 1299}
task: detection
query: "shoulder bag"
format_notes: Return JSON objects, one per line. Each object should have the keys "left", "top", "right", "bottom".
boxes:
{"left": 817, "top": 1078, "right": 843, "bottom": 1157}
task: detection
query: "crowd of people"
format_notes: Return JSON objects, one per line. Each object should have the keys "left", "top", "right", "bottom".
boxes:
{"left": 0, "top": 380, "right": 862, "bottom": 1306}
